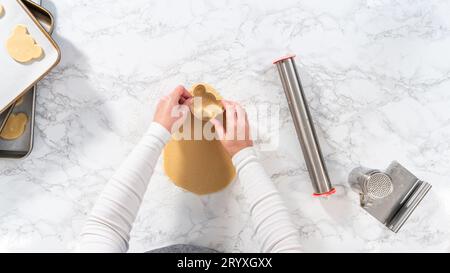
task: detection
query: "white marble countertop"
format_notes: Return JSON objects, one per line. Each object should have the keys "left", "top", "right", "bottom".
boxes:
{"left": 1, "top": 0, "right": 450, "bottom": 252}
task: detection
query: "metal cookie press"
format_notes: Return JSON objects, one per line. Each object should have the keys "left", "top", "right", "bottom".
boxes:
{"left": 349, "top": 161, "right": 432, "bottom": 233}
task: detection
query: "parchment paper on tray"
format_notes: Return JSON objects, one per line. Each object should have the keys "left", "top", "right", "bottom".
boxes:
{"left": 0, "top": 0, "right": 60, "bottom": 113}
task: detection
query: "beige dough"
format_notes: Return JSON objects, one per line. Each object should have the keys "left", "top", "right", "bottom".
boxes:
{"left": 6, "top": 25, "right": 43, "bottom": 63}
{"left": 0, "top": 4, "right": 4, "bottom": 17}
{"left": 163, "top": 84, "right": 235, "bottom": 195}
{"left": 190, "top": 83, "right": 224, "bottom": 121}
{"left": 0, "top": 112, "right": 28, "bottom": 140}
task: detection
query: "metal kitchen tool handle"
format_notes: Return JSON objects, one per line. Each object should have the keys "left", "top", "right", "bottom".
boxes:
{"left": 274, "top": 55, "right": 335, "bottom": 196}
{"left": 388, "top": 179, "right": 432, "bottom": 233}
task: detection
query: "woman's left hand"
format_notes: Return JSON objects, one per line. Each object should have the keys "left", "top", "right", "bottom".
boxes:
{"left": 153, "top": 85, "right": 192, "bottom": 132}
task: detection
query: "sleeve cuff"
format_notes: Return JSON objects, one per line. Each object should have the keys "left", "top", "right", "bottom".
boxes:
{"left": 147, "top": 122, "right": 172, "bottom": 144}
{"left": 232, "top": 147, "right": 257, "bottom": 169}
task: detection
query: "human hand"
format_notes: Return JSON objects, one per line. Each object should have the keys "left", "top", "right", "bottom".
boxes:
{"left": 210, "top": 100, "right": 253, "bottom": 157}
{"left": 153, "top": 85, "right": 192, "bottom": 132}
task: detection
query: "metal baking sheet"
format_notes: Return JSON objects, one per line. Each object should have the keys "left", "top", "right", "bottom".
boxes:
{"left": 0, "top": 103, "right": 15, "bottom": 132}
{"left": 0, "top": 89, "right": 36, "bottom": 158}
{"left": 0, "top": 0, "right": 53, "bottom": 159}
{"left": 0, "top": 0, "right": 60, "bottom": 113}
{"left": 22, "top": 0, "right": 54, "bottom": 34}
{"left": 0, "top": 0, "right": 51, "bottom": 133}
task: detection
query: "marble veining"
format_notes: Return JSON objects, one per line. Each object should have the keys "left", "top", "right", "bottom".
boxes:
{"left": 1, "top": 0, "right": 450, "bottom": 252}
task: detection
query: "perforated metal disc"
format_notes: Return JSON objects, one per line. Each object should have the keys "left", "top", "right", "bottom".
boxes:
{"left": 364, "top": 173, "right": 393, "bottom": 199}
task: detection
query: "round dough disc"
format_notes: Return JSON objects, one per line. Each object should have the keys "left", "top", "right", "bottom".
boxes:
{"left": 164, "top": 84, "right": 235, "bottom": 195}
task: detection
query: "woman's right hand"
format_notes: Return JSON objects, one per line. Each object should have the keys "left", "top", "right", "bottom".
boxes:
{"left": 210, "top": 100, "right": 253, "bottom": 157}
{"left": 153, "top": 85, "right": 192, "bottom": 132}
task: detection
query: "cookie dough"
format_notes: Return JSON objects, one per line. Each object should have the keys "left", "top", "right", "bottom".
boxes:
{"left": 0, "top": 4, "right": 4, "bottom": 17}
{"left": 0, "top": 112, "right": 28, "bottom": 140}
{"left": 190, "top": 83, "right": 224, "bottom": 121}
{"left": 164, "top": 84, "right": 235, "bottom": 195}
{"left": 6, "top": 25, "right": 43, "bottom": 63}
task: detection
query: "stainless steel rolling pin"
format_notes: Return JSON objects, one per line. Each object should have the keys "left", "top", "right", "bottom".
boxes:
{"left": 274, "top": 55, "right": 335, "bottom": 197}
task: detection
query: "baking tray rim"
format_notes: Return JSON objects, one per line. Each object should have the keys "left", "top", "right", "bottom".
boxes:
{"left": 22, "top": 0, "right": 55, "bottom": 34}
{"left": 0, "top": 0, "right": 61, "bottom": 114}
{"left": 0, "top": 88, "right": 37, "bottom": 159}
{"left": 0, "top": 0, "right": 53, "bottom": 128}
{"left": 0, "top": 0, "right": 53, "bottom": 159}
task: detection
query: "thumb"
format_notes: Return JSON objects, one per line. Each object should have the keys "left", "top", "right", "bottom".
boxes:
{"left": 183, "top": 97, "right": 194, "bottom": 107}
{"left": 170, "top": 85, "right": 189, "bottom": 103}
{"left": 210, "top": 118, "right": 225, "bottom": 140}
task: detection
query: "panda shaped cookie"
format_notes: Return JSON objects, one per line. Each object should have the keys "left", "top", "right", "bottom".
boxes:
{"left": 6, "top": 25, "right": 43, "bottom": 63}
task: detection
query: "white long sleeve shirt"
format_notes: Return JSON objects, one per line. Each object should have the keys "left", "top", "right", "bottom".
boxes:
{"left": 78, "top": 122, "right": 302, "bottom": 253}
